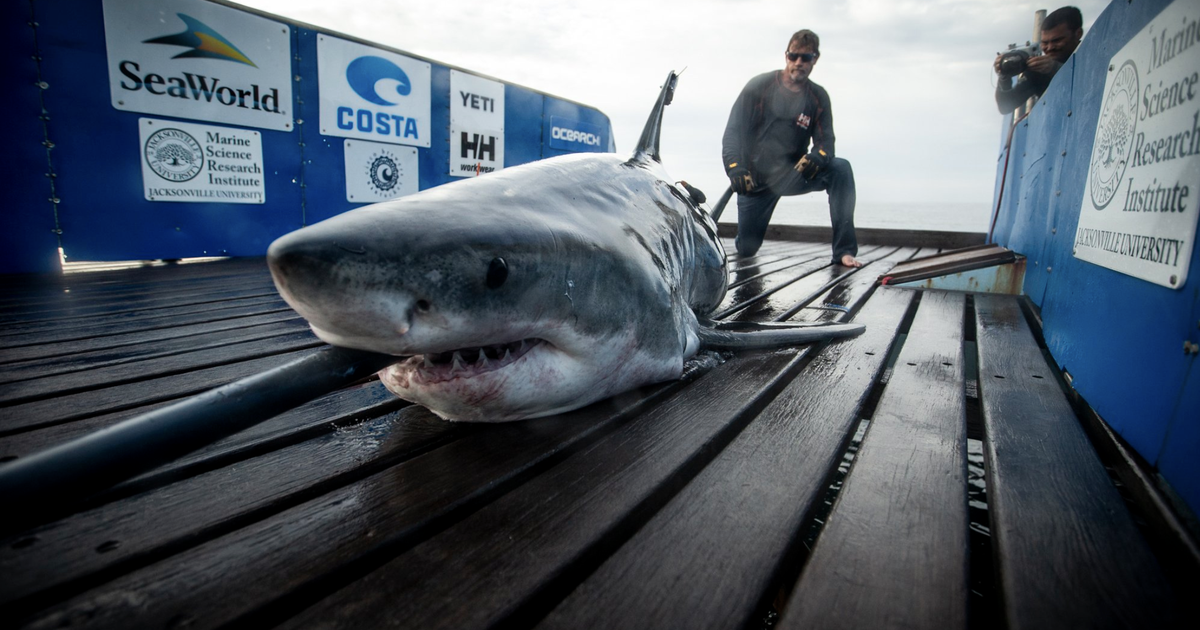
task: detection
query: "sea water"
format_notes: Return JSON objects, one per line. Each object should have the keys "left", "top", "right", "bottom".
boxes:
{"left": 768, "top": 199, "right": 993, "bottom": 233}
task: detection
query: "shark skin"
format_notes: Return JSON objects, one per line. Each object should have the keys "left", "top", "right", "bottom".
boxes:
{"left": 267, "top": 72, "right": 863, "bottom": 422}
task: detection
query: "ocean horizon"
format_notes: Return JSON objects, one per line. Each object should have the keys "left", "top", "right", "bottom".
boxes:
{"left": 751, "top": 199, "right": 994, "bottom": 234}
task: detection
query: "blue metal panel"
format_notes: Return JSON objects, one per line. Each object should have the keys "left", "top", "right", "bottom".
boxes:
{"left": 3, "top": 0, "right": 613, "bottom": 271}
{"left": 505, "top": 85, "right": 544, "bottom": 167}
{"left": 991, "top": 0, "right": 1199, "bottom": 514}
{"left": 1, "top": 1, "right": 64, "bottom": 274}
{"left": 1012, "top": 61, "right": 1081, "bottom": 305}
{"left": 1157, "top": 344, "right": 1198, "bottom": 518}
{"left": 34, "top": 0, "right": 303, "bottom": 261}
{"left": 292, "top": 27, "right": 346, "bottom": 226}
{"left": 542, "top": 98, "right": 614, "bottom": 158}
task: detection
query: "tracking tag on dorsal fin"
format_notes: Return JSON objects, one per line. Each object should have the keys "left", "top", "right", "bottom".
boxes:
{"left": 629, "top": 70, "right": 678, "bottom": 165}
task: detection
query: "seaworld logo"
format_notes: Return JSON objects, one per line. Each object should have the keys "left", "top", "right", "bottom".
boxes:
{"left": 144, "top": 14, "right": 256, "bottom": 67}
{"left": 346, "top": 56, "right": 412, "bottom": 105}
{"left": 114, "top": 13, "right": 283, "bottom": 115}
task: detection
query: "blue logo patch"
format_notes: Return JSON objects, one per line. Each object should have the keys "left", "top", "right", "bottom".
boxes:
{"left": 549, "top": 116, "right": 605, "bottom": 152}
{"left": 346, "top": 56, "right": 411, "bottom": 106}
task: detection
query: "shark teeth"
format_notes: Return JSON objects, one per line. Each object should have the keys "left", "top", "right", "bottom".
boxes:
{"left": 408, "top": 338, "right": 543, "bottom": 384}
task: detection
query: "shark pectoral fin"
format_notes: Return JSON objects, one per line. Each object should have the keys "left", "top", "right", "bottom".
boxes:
{"left": 695, "top": 321, "right": 865, "bottom": 351}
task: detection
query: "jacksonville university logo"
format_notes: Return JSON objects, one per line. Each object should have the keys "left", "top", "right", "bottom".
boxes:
{"left": 1089, "top": 60, "right": 1140, "bottom": 209}
{"left": 144, "top": 128, "right": 203, "bottom": 182}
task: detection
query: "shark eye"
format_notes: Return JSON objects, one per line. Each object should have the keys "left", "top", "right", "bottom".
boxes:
{"left": 486, "top": 257, "right": 508, "bottom": 289}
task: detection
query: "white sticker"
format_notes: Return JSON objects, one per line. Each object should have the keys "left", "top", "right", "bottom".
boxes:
{"left": 1074, "top": 0, "right": 1200, "bottom": 289}
{"left": 139, "top": 118, "right": 265, "bottom": 203}
{"left": 449, "top": 70, "right": 505, "bottom": 177}
{"left": 103, "top": 0, "right": 293, "bottom": 131}
{"left": 318, "top": 35, "right": 431, "bottom": 148}
{"left": 344, "top": 140, "right": 419, "bottom": 203}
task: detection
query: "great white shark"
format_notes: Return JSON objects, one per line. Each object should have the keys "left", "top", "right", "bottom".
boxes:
{"left": 267, "top": 71, "right": 864, "bottom": 422}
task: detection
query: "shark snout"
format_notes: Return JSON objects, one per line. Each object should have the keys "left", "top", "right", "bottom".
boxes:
{"left": 267, "top": 230, "right": 421, "bottom": 351}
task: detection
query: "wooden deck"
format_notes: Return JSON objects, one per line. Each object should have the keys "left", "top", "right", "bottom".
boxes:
{"left": 0, "top": 239, "right": 1195, "bottom": 629}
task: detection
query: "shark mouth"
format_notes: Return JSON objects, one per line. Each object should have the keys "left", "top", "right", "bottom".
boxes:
{"left": 395, "top": 338, "right": 545, "bottom": 385}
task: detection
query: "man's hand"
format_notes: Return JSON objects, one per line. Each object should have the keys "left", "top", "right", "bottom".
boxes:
{"left": 993, "top": 54, "right": 1010, "bottom": 78}
{"left": 728, "top": 164, "right": 755, "bottom": 194}
{"left": 795, "top": 149, "right": 829, "bottom": 179}
{"left": 1024, "top": 54, "right": 1057, "bottom": 75}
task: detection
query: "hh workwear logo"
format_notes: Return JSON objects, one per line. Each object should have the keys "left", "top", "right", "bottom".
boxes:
{"left": 318, "top": 35, "right": 432, "bottom": 148}
{"left": 103, "top": 0, "right": 293, "bottom": 131}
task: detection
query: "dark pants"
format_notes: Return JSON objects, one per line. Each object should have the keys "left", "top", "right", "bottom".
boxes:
{"left": 735, "top": 157, "right": 857, "bottom": 262}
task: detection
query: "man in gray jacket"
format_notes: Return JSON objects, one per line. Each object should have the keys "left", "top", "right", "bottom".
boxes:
{"left": 721, "top": 29, "right": 860, "bottom": 266}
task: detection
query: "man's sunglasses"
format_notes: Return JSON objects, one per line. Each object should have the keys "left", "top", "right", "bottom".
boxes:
{"left": 786, "top": 51, "right": 819, "bottom": 63}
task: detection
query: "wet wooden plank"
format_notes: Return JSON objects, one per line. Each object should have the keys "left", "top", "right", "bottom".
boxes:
{"left": 781, "top": 289, "right": 970, "bottom": 630}
{"left": 0, "top": 296, "right": 289, "bottom": 345}
{"left": 272, "top": 352, "right": 810, "bottom": 630}
{"left": 0, "top": 318, "right": 309, "bottom": 384}
{"left": 0, "top": 259, "right": 270, "bottom": 306}
{"left": 725, "top": 245, "right": 891, "bottom": 322}
{"left": 0, "top": 280, "right": 279, "bottom": 324}
{"left": 0, "top": 310, "right": 302, "bottom": 365}
{"left": 0, "top": 400, "right": 443, "bottom": 617}
{"left": 0, "top": 381, "right": 405, "bottom": 492}
{"left": 0, "top": 273, "right": 276, "bottom": 319}
{"left": 9, "top": 384, "right": 685, "bottom": 630}
{"left": 973, "top": 294, "right": 1179, "bottom": 629}
{"left": 0, "top": 330, "right": 321, "bottom": 406}
{"left": 880, "top": 244, "right": 1015, "bottom": 284}
{"left": 0, "top": 347, "right": 322, "bottom": 433}
{"left": 538, "top": 282, "right": 914, "bottom": 629}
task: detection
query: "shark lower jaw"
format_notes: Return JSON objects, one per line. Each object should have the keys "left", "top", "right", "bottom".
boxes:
{"left": 396, "top": 337, "right": 545, "bottom": 385}
{"left": 377, "top": 337, "right": 581, "bottom": 421}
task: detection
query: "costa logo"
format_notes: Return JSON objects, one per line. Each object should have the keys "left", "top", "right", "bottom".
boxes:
{"left": 346, "top": 56, "right": 412, "bottom": 106}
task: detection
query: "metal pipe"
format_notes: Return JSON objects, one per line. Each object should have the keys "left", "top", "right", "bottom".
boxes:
{"left": 1023, "top": 9, "right": 1048, "bottom": 115}
{"left": 0, "top": 346, "right": 396, "bottom": 536}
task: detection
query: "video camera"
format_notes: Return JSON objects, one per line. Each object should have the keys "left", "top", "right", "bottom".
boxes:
{"left": 998, "top": 42, "right": 1041, "bottom": 75}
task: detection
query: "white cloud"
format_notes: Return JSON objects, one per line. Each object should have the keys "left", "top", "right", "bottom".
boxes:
{"left": 235, "top": 0, "right": 1111, "bottom": 205}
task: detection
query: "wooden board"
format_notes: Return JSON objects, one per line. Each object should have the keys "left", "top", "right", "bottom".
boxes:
{"left": 8, "top": 385, "right": 684, "bottom": 629}
{"left": 538, "top": 283, "right": 916, "bottom": 629}
{"left": 973, "top": 294, "right": 1179, "bottom": 629}
{"left": 782, "top": 289, "right": 970, "bottom": 629}
{"left": 1, "top": 247, "right": 1193, "bottom": 630}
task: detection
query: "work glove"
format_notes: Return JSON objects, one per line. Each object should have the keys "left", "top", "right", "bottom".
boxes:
{"left": 795, "top": 149, "right": 829, "bottom": 179}
{"left": 728, "top": 164, "right": 755, "bottom": 195}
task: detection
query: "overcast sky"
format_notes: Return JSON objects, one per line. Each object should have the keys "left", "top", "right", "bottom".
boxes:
{"left": 236, "top": 0, "right": 1111, "bottom": 206}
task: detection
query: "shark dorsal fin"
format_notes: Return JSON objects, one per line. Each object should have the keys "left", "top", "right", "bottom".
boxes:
{"left": 630, "top": 71, "right": 678, "bottom": 164}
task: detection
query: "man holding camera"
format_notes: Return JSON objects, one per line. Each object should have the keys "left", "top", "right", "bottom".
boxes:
{"left": 995, "top": 6, "right": 1084, "bottom": 114}
{"left": 721, "top": 29, "right": 860, "bottom": 267}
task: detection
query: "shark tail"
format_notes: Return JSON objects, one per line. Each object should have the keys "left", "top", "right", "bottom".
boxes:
{"left": 696, "top": 320, "right": 866, "bottom": 351}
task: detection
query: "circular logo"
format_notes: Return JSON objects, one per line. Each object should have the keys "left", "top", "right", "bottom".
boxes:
{"left": 1088, "top": 60, "right": 1139, "bottom": 210}
{"left": 144, "top": 128, "right": 203, "bottom": 182}
{"left": 367, "top": 152, "right": 400, "bottom": 194}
